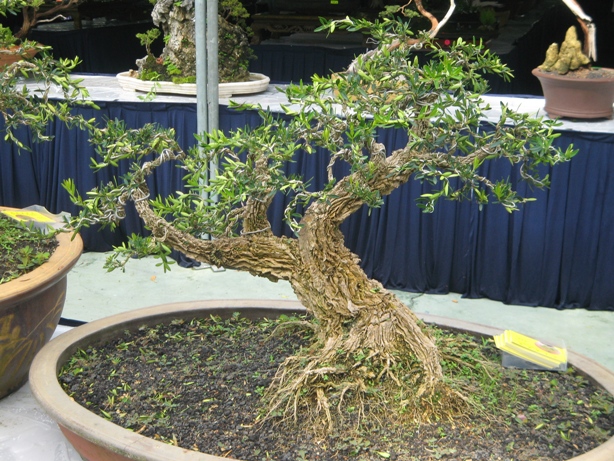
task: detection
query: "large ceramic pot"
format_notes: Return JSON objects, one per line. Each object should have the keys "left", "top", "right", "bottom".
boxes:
{"left": 532, "top": 68, "right": 614, "bottom": 119}
{"left": 0, "top": 215, "right": 82, "bottom": 399}
{"left": 30, "top": 300, "right": 614, "bottom": 461}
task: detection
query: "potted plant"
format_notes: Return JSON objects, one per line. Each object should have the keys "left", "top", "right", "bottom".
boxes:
{"left": 116, "top": 0, "right": 269, "bottom": 97}
{"left": 1, "top": 1, "right": 97, "bottom": 148}
{"left": 0, "top": 21, "right": 39, "bottom": 66}
{"left": 531, "top": 1, "right": 614, "bottom": 119}
{"left": 29, "top": 0, "right": 614, "bottom": 459}
{"left": 0, "top": 0, "right": 83, "bottom": 66}
{"left": 0, "top": 1, "right": 96, "bottom": 399}
{"left": 0, "top": 207, "right": 82, "bottom": 399}
{"left": 0, "top": 1, "right": 40, "bottom": 66}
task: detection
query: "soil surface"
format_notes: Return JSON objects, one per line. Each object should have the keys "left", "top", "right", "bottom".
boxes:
{"left": 0, "top": 214, "right": 57, "bottom": 283}
{"left": 535, "top": 67, "right": 614, "bottom": 79}
{"left": 60, "top": 314, "right": 614, "bottom": 461}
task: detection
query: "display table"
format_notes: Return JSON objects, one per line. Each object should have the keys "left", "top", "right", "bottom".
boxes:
{"left": 1, "top": 75, "right": 613, "bottom": 311}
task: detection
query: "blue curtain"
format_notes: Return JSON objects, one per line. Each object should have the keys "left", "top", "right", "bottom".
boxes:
{"left": 2, "top": 103, "right": 613, "bottom": 311}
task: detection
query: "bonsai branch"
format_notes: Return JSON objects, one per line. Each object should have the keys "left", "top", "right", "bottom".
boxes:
{"left": 346, "top": 0, "right": 456, "bottom": 74}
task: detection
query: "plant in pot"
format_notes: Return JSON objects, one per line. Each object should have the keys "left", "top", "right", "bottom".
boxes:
{"left": 28, "top": 0, "right": 614, "bottom": 459}
{"left": 0, "top": 208, "right": 83, "bottom": 400}
{"left": 1, "top": 2, "right": 97, "bottom": 148}
{"left": 531, "top": 0, "right": 614, "bottom": 119}
{"left": 0, "top": 1, "right": 41, "bottom": 66}
{"left": 116, "top": 0, "right": 269, "bottom": 97}
{"left": 0, "top": 0, "right": 95, "bottom": 401}
{"left": 0, "top": 0, "right": 84, "bottom": 66}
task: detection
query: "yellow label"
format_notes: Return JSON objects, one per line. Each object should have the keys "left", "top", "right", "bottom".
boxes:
{"left": 1, "top": 210, "right": 55, "bottom": 223}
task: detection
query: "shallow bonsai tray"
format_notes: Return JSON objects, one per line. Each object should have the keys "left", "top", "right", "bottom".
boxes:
{"left": 116, "top": 71, "right": 270, "bottom": 98}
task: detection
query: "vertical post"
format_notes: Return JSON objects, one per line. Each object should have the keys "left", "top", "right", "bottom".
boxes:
{"left": 195, "top": 0, "right": 223, "bottom": 270}
{"left": 195, "top": 0, "right": 219, "bottom": 206}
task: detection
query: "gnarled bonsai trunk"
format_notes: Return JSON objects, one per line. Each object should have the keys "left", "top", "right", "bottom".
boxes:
{"left": 125, "top": 133, "right": 455, "bottom": 428}
{"left": 261, "top": 204, "right": 450, "bottom": 429}
{"left": 292, "top": 213, "right": 444, "bottom": 393}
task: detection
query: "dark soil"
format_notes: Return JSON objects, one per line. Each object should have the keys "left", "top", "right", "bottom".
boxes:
{"left": 59, "top": 314, "right": 614, "bottom": 461}
{"left": 0, "top": 214, "right": 57, "bottom": 283}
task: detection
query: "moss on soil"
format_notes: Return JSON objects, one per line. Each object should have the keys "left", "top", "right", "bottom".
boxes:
{"left": 0, "top": 214, "right": 57, "bottom": 284}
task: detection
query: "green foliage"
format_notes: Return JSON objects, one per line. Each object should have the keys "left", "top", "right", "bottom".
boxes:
{"left": 136, "top": 28, "right": 161, "bottom": 56}
{"left": 0, "top": 2, "right": 99, "bottom": 150}
{"left": 68, "top": 10, "right": 576, "bottom": 267}
{"left": 0, "top": 24, "right": 17, "bottom": 46}
{"left": 0, "top": 0, "right": 43, "bottom": 17}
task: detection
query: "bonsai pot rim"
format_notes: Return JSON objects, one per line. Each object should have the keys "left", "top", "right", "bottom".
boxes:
{"left": 0, "top": 44, "right": 40, "bottom": 66}
{"left": 29, "top": 299, "right": 614, "bottom": 461}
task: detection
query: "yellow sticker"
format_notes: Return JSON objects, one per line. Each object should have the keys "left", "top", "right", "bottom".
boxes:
{"left": 1, "top": 210, "right": 55, "bottom": 223}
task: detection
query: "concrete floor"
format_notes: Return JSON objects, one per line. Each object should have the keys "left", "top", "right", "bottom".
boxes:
{"left": 1, "top": 251, "right": 613, "bottom": 460}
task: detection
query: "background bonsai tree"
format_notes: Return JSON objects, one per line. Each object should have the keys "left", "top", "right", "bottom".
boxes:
{"left": 0, "top": 1, "right": 95, "bottom": 150}
{"left": 11, "top": 0, "right": 83, "bottom": 40}
{"left": 135, "top": 0, "right": 253, "bottom": 84}
{"left": 65, "top": 1, "right": 576, "bottom": 432}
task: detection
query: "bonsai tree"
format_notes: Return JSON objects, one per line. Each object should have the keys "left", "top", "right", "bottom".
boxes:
{"left": 0, "top": 1, "right": 95, "bottom": 149}
{"left": 134, "top": 0, "right": 253, "bottom": 84}
{"left": 13, "top": 0, "right": 83, "bottom": 39}
{"left": 1, "top": 2, "right": 94, "bottom": 282}
{"left": 65, "top": 0, "right": 576, "bottom": 431}
{"left": 0, "top": 0, "right": 83, "bottom": 42}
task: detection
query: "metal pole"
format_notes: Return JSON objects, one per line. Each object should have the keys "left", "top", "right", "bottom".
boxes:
{"left": 195, "top": 0, "right": 223, "bottom": 271}
{"left": 205, "top": 0, "right": 219, "bottom": 132}
{"left": 195, "top": 0, "right": 208, "bottom": 137}
{"left": 195, "top": 0, "right": 219, "bottom": 203}
{"left": 205, "top": 0, "right": 219, "bottom": 192}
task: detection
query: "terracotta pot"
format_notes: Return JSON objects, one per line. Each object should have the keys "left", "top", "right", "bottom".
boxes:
{"left": 0, "top": 208, "right": 82, "bottom": 399}
{"left": 29, "top": 300, "right": 614, "bottom": 461}
{"left": 532, "top": 68, "right": 614, "bottom": 119}
{"left": 0, "top": 45, "right": 40, "bottom": 67}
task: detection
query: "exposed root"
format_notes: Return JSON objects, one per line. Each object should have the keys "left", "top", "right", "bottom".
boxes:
{"left": 260, "top": 326, "right": 467, "bottom": 436}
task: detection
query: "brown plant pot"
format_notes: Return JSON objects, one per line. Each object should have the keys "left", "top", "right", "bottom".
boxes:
{"left": 0, "top": 45, "right": 40, "bottom": 67}
{"left": 532, "top": 68, "right": 614, "bottom": 119}
{"left": 0, "top": 208, "right": 82, "bottom": 399}
{"left": 29, "top": 300, "right": 614, "bottom": 461}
